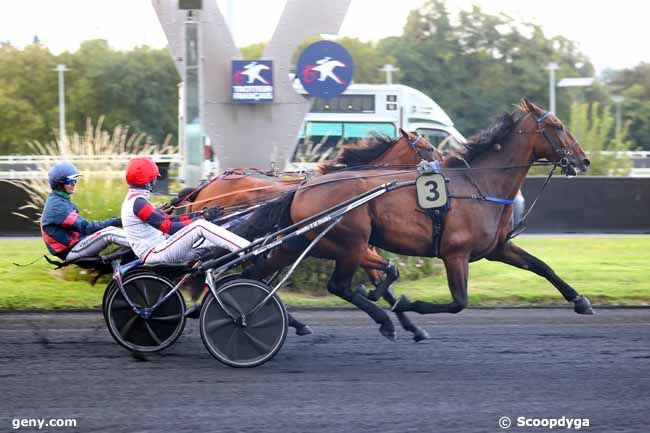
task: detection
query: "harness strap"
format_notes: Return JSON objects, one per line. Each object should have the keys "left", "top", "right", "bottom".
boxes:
{"left": 507, "top": 164, "right": 557, "bottom": 239}
{"left": 483, "top": 196, "right": 514, "bottom": 205}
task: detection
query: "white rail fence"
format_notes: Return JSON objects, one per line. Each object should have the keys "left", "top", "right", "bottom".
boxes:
{"left": 0, "top": 154, "right": 183, "bottom": 179}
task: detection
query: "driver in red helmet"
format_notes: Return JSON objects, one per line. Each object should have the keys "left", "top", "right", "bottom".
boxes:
{"left": 120, "top": 157, "right": 250, "bottom": 264}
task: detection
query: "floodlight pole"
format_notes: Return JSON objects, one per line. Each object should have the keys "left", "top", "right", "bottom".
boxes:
{"left": 54, "top": 64, "right": 69, "bottom": 155}
{"left": 611, "top": 95, "right": 625, "bottom": 137}
{"left": 379, "top": 64, "right": 399, "bottom": 85}
{"left": 182, "top": 9, "right": 203, "bottom": 187}
{"left": 547, "top": 62, "right": 559, "bottom": 113}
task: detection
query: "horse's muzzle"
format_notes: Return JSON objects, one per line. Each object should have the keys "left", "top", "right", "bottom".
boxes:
{"left": 563, "top": 157, "right": 590, "bottom": 176}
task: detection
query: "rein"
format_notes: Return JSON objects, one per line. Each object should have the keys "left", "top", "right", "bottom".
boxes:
{"left": 169, "top": 185, "right": 276, "bottom": 210}
{"left": 507, "top": 163, "right": 557, "bottom": 239}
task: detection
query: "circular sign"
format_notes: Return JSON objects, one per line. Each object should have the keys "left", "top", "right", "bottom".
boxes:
{"left": 296, "top": 40, "right": 355, "bottom": 98}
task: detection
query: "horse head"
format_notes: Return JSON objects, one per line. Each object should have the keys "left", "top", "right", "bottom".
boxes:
{"left": 516, "top": 98, "right": 590, "bottom": 176}
{"left": 397, "top": 128, "right": 443, "bottom": 163}
{"left": 317, "top": 130, "right": 441, "bottom": 174}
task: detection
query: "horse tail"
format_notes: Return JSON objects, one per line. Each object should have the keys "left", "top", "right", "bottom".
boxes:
{"left": 234, "top": 191, "right": 295, "bottom": 241}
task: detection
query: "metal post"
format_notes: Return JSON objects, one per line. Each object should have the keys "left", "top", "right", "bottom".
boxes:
{"left": 53, "top": 64, "right": 69, "bottom": 155}
{"left": 183, "top": 10, "right": 204, "bottom": 187}
{"left": 226, "top": 0, "right": 235, "bottom": 41}
{"left": 547, "top": 62, "right": 558, "bottom": 113}
{"left": 379, "top": 64, "right": 399, "bottom": 85}
{"left": 611, "top": 95, "right": 624, "bottom": 137}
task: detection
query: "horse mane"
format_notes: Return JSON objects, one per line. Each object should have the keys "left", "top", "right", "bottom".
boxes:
{"left": 445, "top": 112, "right": 515, "bottom": 166}
{"left": 317, "top": 134, "right": 396, "bottom": 174}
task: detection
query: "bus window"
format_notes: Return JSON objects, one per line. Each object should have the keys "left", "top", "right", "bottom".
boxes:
{"left": 294, "top": 122, "right": 397, "bottom": 162}
{"left": 294, "top": 122, "right": 343, "bottom": 162}
{"left": 416, "top": 128, "right": 461, "bottom": 153}
{"left": 344, "top": 122, "right": 396, "bottom": 140}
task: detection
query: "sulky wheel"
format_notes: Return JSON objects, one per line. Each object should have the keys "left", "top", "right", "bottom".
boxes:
{"left": 199, "top": 279, "right": 288, "bottom": 368}
{"left": 105, "top": 273, "right": 186, "bottom": 353}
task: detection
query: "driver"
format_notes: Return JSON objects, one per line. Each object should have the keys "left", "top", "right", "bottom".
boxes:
{"left": 40, "top": 162, "right": 128, "bottom": 261}
{"left": 121, "top": 157, "right": 250, "bottom": 264}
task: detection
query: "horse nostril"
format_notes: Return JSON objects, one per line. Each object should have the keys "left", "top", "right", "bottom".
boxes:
{"left": 583, "top": 158, "right": 591, "bottom": 167}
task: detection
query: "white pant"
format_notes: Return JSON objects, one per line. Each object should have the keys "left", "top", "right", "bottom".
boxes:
{"left": 143, "top": 219, "right": 250, "bottom": 264}
{"left": 65, "top": 226, "right": 130, "bottom": 262}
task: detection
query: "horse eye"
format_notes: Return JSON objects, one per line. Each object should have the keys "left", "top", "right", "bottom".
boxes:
{"left": 556, "top": 125, "right": 564, "bottom": 131}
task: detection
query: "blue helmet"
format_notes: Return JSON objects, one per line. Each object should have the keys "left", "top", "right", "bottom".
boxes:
{"left": 48, "top": 162, "right": 81, "bottom": 190}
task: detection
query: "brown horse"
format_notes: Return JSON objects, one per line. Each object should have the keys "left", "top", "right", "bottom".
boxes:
{"left": 241, "top": 99, "right": 593, "bottom": 338}
{"left": 177, "top": 130, "right": 442, "bottom": 339}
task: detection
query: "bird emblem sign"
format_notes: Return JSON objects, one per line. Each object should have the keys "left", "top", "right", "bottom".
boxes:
{"left": 297, "top": 41, "right": 355, "bottom": 98}
{"left": 231, "top": 60, "right": 274, "bottom": 103}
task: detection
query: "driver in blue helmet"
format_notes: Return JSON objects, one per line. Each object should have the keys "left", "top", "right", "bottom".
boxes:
{"left": 40, "top": 162, "right": 129, "bottom": 261}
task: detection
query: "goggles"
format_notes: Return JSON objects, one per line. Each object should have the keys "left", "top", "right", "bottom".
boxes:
{"left": 64, "top": 174, "right": 80, "bottom": 185}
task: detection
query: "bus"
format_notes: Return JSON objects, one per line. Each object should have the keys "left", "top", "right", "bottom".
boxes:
{"left": 287, "top": 82, "right": 466, "bottom": 169}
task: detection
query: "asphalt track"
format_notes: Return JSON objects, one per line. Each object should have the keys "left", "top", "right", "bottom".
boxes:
{"left": 1, "top": 308, "right": 648, "bottom": 433}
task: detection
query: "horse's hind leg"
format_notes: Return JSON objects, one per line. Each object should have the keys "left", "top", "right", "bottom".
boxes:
{"left": 487, "top": 241, "right": 593, "bottom": 314}
{"left": 360, "top": 248, "right": 399, "bottom": 302}
{"left": 329, "top": 259, "right": 396, "bottom": 341}
{"left": 393, "top": 254, "right": 469, "bottom": 314}
{"left": 360, "top": 250, "right": 429, "bottom": 341}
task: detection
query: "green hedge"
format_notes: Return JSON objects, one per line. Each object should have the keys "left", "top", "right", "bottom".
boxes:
{"left": 284, "top": 253, "right": 444, "bottom": 294}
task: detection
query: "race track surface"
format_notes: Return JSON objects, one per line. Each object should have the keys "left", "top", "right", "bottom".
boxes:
{"left": 1, "top": 309, "right": 648, "bottom": 433}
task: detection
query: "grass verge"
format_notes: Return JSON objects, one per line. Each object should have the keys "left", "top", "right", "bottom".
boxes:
{"left": 1, "top": 237, "right": 648, "bottom": 310}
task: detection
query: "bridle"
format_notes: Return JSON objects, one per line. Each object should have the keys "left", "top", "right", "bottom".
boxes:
{"left": 507, "top": 109, "right": 577, "bottom": 238}
{"left": 407, "top": 134, "right": 438, "bottom": 162}
{"left": 514, "top": 110, "right": 574, "bottom": 173}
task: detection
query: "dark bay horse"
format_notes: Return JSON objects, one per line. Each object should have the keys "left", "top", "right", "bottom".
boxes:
{"left": 242, "top": 99, "right": 593, "bottom": 338}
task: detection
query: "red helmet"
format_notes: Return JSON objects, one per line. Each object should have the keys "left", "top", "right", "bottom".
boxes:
{"left": 126, "top": 157, "right": 160, "bottom": 186}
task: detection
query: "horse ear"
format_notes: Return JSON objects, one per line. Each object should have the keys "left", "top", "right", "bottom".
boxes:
{"left": 399, "top": 128, "right": 410, "bottom": 139}
{"left": 522, "top": 98, "right": 535, "bottom": 111}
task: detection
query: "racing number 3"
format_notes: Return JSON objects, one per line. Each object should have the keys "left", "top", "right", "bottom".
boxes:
{"left": 416, "top": 173, "right": 447, "bottom": 209}
{"left": 424, "top": 180, "right": 439, "bottom": 202}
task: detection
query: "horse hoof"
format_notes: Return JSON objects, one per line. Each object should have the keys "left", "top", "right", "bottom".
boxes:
{"left": 413, "top": 329, "right": 430, "bottom": 342}
{"left": 379, "top": 323, "right": 396, "bottom": 341}
{"left": 295, "top": 324, "right": 313, "bottom": 336}
{"left": 574, "top": 295, "right": 594, "bottom": 315}
{"left": 391, "top": 295, "right": 409, "bottom": 313}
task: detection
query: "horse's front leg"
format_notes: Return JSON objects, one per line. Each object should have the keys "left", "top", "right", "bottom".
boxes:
{"left": 486, "top": 241, "right": 593, "bottom": 314}
{"left": 392, "top": 254, "right": 469, "bottom": 314}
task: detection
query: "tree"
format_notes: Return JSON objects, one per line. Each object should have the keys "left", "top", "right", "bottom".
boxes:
{"left": 0, "top": 81, "right": 45, "bottom": 153}
{"left": 377, "top": 0, "right": 594, "bottom": 136}
{"left": 569, "top": 102, "right": 631, "bottom": 176}
{"left": 607, "top": 63, "right": 650, "bottom": 150}
{"left": 0, "top": 42, "right": 58, "bottom": 150}
{"left": 0, "top": 40, "right": 179, "bottom": 153}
